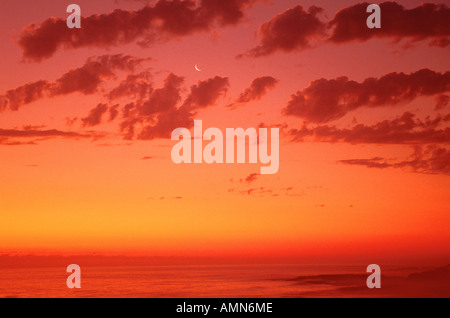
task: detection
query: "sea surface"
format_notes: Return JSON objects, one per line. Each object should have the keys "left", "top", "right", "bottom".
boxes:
{"left": 1, "top": 263, "right": 448, "bottom": 298}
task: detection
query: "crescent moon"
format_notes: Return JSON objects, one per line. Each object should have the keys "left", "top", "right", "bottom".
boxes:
{"left": 195, "top": 64, "right": 202, "bottom": 72}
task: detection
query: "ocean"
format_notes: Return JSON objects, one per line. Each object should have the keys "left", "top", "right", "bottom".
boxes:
{"left": 1, "top": 263, "right": 448, "bottom": 298}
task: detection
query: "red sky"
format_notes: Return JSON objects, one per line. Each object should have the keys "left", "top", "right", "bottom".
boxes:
{"left": 0, "top": 0, "right": 449, "bottom": 265}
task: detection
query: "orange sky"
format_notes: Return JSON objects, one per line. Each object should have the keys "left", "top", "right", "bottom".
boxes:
{"left": 0, "top": 0, "right": 449, "bottom": 265}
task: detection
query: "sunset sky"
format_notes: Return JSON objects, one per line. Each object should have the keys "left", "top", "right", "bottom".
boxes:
{"left": 0, "top": 0, "right": 449, "bottom": 265}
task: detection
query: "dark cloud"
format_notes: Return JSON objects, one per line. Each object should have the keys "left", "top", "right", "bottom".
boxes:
{"left": 338, "top": 157, "right": 393, "bottom": 169}
{"left": 137, "top": 104, "right": 194, "bottom": 139}
{"left": 229, "top": 76, "right": 278, "bottom": 108}
{"left": 244, "top": 173, "right": 260, "bottom": 183}
{"left": 108, "top": 71, "right": 153, "bottom": 100}
{"left": 339, "top": 145, "right": 450, "bottom": 175}
{"left": 109, "top": 105, "right": 120, "bottom": 121}
{"left": 399, "top": 145, "right": 450, "bottom": 175}
{"left": 0, "top": 128, "right": 95, "bottom": 146}
{"left": 182, "top": 76, "right": 229, "bottom": 109}
{"left": 241, "top": 5, "right": 326, "bottom": 57}
{"left": 119, "top": 73, "right": 229, "bottom": 140}
{"left": 0, "top": 55, "right": 147, "bottom": 111}
{"left": 19, "top": 0, "right": 260, "bottom": 62}
{"left": 435, "top": 94, "right": 449, "bottom": 110}
{"left": 55, "top": 54, "right": 146, "bottom": 95}
{"left": 284, "top": 69, "right": 450, "bottom": 123}
{"left": 0, "top": 128, "right": 87, "bottom": 138}
{"left": 240, "top": 2, "right": 449, "bottom": 58}
{"left": 289, "top": 112, "right": 450, "bottom": 145}
{"left": 0, "top": 138, "right": 37, "bottom": 146}
{"left": 0, "top": 80, "right": 51, "bottom": 111}
{"left": 82, "top": 103, "right": 109, "bottom": 127}
{"left": 138, "top": 73, "right": 184, "bottom": 116}
{"left": 329, "top": 2, "right": 450, "bottom": 47}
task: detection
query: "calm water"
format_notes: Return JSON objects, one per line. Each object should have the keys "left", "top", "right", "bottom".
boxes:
{"left": 0, "top": 264, "right": 444, "bottom": 298}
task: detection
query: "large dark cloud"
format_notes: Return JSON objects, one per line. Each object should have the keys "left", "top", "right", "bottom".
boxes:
{"left": 329, "top": 2, "right": 450, "bottom": 47}
{"left": 241, "top": 5, "right": 326, "bottom": 57}
{"left": 119, "top": 72, "right": 186, "bottom": 139}
{"left": 289, "top": 112, "right": 450, "bottom": 145}
{"left": 19, "top": 0, "right": 260, "bottom": 62}
{"left": 119, "top": 73, "right": 229, "bottom": 140}
{"left": 0, "top": 54, "right": 147, "bottom": 111}
{"left": 241, "top": 2, "right": 449, "bottom": 58}
{"left": 284, "top": 69, "right": 450, "bottom": 123}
